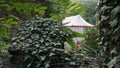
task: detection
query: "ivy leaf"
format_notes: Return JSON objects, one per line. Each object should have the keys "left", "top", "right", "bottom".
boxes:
{"left": 107, "top": 57, "right": 116, "bottom": 68}
{"left": 110, "top": 18, "right": 117, "bottom": 27}
{"left": 40, "top": 56, "right": 46, "bottom": 61}
{"left": 116, "top": 56, "right": 120, "bottom": 68}
{"left": 40, "top": 38, "right": 44, "bottom": 43}
{"left": 45, "top": 63, "right": 50, "bottom": 68}
{"left": 110, "top": 6, "right": 120, "bottom": 27}
{"left": 35, "top": 44, "right": 39, "bottom": 47}
{"left": 27, "top": 63, "right": 32, "bottom": 68}
{"left": 111, "top": 6, "right": 120, "bottom": 21}
{"left": 110, "top": 48, "right": 117, "bottom": 54}
{"left": 49, "top": 53, "right": 55, "bottom": 57}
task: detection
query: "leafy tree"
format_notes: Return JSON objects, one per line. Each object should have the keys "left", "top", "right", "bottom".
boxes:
{"left": 46, "top": 0, "right": 85, "bottom": 20}
{"left": 0, "top": 0, "right": 84, "bottom": 20}
{"left": 0, "top": 1, "right": 47, "bottom": 20}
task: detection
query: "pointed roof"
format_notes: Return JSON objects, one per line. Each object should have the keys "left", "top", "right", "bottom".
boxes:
{"left": 62, "top": 15, "right": 94, "bottom": 27}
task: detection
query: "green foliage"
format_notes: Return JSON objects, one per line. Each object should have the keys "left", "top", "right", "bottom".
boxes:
{"left": 0, "top": 1, "right": 48, "bottom": 54}
{"left": 49, "top": 0, "right": 85, "bottom": 20}
{"left": 70, "top": 47, "right": 90, "bottom": 67}
{"left": 68, "top": 26, "right": 101, "bottom": 67}
{"left": 81, "top": 27, "right": 101, "bottom": 57}
{"left": 9, "top": 16, "right": 76, "bottom": 68}
{"left": 70, "top": 0, "right": 98, "bottom": 24}
{"left": 66, "top": 3, "right": 85, "bottom": 16}
{"left": 0, "top": 0, "right": 85, "bottom": 21}
{"left": 0, "top": 1, "right": 47, "bottom": 20}
{"left": 0, "top": 16, "right": 18, "bottom": 56}
{"left": 0, "top": 1, "right": 41, "bottom": 56}
{"left": 72, "top": 30, "right": 86, "bottom": 38}
{"left": 12, "top": 2, "right": 47, "bottom": 17}
{"left": 0, "top": 16, "right": 17, "bottom": 68}
{"left": 63, "top": 26, "right": 86, "bottom": 48}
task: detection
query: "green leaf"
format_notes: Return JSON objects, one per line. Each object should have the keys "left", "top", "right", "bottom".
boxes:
{"left": 49, "top": 53, "right": 55, "bottom": 57}
{"left": 9, "top": 15, "right": 19, "bottom": 20}
{"left": 38, "top": 10, "right": 45, "bottom": 15}
{"left": 65, "top": 37, "right": 75, "bottom": 47}
{"left": 110, "top": 48, "right": 117, "bottom": 54}
{"left": 50, "top": 14, "right": 60, "bottom": 20}
{"left": 40, "top": 56, "right": 46, "bottom": 61}
{"left": 27, "top": 63, "right": 32, "bottom": 68}
{"left": 45, "top": 63, "right": 50, "bottom": 68}
{"left": 110, "top": 18, "right": 117, "bottom": 27}
{"left": 40, "top": 6, "right": 47, "bottom": 10}
{"left": 63, "top": 26, "right": 86, "bottom": 38}
{"left": 116, "top": 56, "right": 120, "bottom": 68}
{"left": 0, "top": 4, "right": 13, "bottom": 11}
{"left": 5, "top": 17, "right": 18, "bottom": 25}
{"left": 34, "top": 6, "right": 47, "bottom": 15}
{"left": 72, "top": 31, "right": 86, "bottom": 38}
{"left": 35, "top": 44, "right": 39, "bottom": 47}
{"left": 107, "top": 57, "right": 116, "bottom": 68}
{"left": 111, "top": 6, "right": 120, "bottom": 21}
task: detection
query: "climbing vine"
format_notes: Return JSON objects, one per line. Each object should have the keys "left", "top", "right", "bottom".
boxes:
{"left": 99, "top": 0, "right": 120, "bottom": 67}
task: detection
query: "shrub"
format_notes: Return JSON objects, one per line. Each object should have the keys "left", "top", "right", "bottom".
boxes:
{"left": 9, "top": 16, "right": 75, "bottom": 68}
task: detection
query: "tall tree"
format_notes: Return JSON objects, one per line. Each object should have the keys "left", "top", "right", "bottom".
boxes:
{"left": 99, "top": 0, "right": 120, "bottom": 67}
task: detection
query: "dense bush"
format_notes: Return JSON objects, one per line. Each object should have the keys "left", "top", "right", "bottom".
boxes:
{"left": 9, "top": 16, "right": 78, "bottom": 68}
